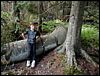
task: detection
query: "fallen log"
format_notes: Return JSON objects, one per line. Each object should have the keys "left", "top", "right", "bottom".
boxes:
{"left": 1, "top": 25, "right": 67, "bottom": 64}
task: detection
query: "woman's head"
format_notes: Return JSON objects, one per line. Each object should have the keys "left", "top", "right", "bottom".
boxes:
{"left": 29, "top": 22, "right": 38, "bottom": 30}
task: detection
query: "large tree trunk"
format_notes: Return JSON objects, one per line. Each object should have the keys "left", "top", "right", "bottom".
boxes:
{"left": 63, "top": 1, "right": 97, "bottom": 68}
{"left": 65, "top": 1, "right": 84, "bottom": 67}
{"left": 1, "top": 26, "right": 67, "bottom": 65}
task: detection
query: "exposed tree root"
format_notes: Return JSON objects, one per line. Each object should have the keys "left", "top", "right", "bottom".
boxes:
{"left": 80, "top": 48, "right": 97, "bottom": 67}
{"left": 54, "top": 44, "right": 63, "bottom": 52}
{"left": 56, "top": 43, "right": 98, "bottom": 71}
{"left": 54, "top": 43, "right": 65, "bottom": 53}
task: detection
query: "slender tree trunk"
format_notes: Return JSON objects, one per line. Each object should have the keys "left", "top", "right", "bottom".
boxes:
{"left": 55, "top": 1, "right": 58, "bottom": 19}
{"left": 62, "top": 1, "right": 66, "bottom": 17}
{"left": 11, "top": 1, "right": 14, "bottom": 22}
{"left": 65, "top": 1, "right": 84, "bottom": 67}
{"left": 13, "top": 1, "right": 17, "bottom": 17}
{"left": 38, "top": 1, "right": 43, "bottom": 33}
{"left": 13, "top": 1, "right": 20, "bottom": 21}
{"left": 12, "top": 1, "right": 17, "bottom": 23}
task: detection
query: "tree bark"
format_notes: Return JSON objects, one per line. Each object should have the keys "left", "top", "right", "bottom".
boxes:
{"left": 1, "top": 25, "right": 67, "bottom": 64}
{"left": 62, "top": 1, "right": 66, "bottom": 17}
{"left": 64, "top": 1, "right": 97, "bottom": 68}
{"left": 65, "top": 1, "right": 84, "bottom": 67}
{"left": 38, "top": 1, "right": 43, "bottom": 33}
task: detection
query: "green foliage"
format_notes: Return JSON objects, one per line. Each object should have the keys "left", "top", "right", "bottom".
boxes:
{"left": 1, "top": 11, "right": 11, "bottom": 23}
{"left": 16, "top": 1, "right": 27, "bottom": 10}
{"left": 42, "top": 19, "right": 67, "bottom": 33}
{"left": 84, "top": 2, "right": 99, "bottom": 26}
{"left": 81, "top": 24, "right": 99, "bottom": 48}
{"left": 1, "top": 23, "right": 15, "bottom": 46}
{"left": 27, "top": 3, "right": 37, "bottom": 14}
{"left": 15, "top": 1, "right": 38, "bottom": 23}
{"left": 17, "top": 1, "right": 37, "bottom": 15}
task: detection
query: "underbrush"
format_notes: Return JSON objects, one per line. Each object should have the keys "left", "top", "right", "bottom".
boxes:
{"left": 42, "top": 19, "right": 68, "bottom": 33}
{"left": 81, "top": 24, "right": 99, "bottom": 49}
{"left": 58, "top": 24, "right": 99, "bottom": 75}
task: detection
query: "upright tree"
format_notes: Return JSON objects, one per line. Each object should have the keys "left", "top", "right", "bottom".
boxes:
{"left": 65, "top": 1, "right": 97, "bottom": 69}
{"left": 65, "top": 1, "right": 84, "bottom": 67}
{"left": 62, "top": 1, "right": 66, "bottom": 17}
{"left": 38, "top": 1, "right": 43, "bottom": 33}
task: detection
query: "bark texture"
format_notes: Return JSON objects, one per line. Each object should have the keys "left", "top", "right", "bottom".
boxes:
{"left": 65, "top": 1, "right": 84, "bottom": 67}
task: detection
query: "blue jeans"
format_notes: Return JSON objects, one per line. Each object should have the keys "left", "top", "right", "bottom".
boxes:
{"left": 27, "top": 43, "right": 36, "bottom": 61}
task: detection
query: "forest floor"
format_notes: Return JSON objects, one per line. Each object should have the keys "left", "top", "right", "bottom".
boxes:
{"left": 1, "top": 49, "right": 99, "bottom": 75}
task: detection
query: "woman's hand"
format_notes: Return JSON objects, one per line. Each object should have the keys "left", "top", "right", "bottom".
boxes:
{"left": 21, "top": 33, "right": 26, "bottom": 39}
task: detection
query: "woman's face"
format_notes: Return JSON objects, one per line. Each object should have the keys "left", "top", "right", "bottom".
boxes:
{"left": 30, "top": 24, "right": 38, "bottom": 30}
{"left": 30, "top": 25, "right": 35, "bottom": 30}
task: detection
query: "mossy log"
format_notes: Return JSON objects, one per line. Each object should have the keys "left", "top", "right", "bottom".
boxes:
{"left": 1, "top": 25, "right": 67, "bottom": 64}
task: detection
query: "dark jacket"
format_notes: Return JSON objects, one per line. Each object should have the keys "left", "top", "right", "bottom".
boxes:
{"left": 24, "top": 29, "right": 40, "bottom": 44}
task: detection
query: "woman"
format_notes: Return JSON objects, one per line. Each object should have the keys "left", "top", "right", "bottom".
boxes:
{"left": 22, "top": 22, "right": 41, "bottom": 68}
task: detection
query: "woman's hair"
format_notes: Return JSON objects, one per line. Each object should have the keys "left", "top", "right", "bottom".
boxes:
{"left": 32, "top": 22, "right": 38, "bottom": 25}
{"left": 29, "top": 22, "right": 38, "bottom": 26}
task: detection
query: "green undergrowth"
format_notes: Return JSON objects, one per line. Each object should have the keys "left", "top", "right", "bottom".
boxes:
{"left": 42, "top": 19, "right": 68, "bottom": 33}
{"left": 81, "top": 24, "right": 99, "bottom": 49}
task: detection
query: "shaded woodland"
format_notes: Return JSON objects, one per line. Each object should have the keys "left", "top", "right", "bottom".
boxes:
{"left": 1, "top": 1, "right": 99, "bottom": 75}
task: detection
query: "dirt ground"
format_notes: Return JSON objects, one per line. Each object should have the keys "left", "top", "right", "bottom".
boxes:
{"left": 1, "top": 50, "right": 64, "bottom": 75}
{"left": 1, "top": 50, "right": 99, "bottom": 75}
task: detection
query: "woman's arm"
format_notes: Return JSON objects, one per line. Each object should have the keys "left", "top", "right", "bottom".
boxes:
{"left": 21, "top": 29, "right": 28, "bottom": 39}
{"left": 21, "top": 33, "right": 26, "bottom": 39}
